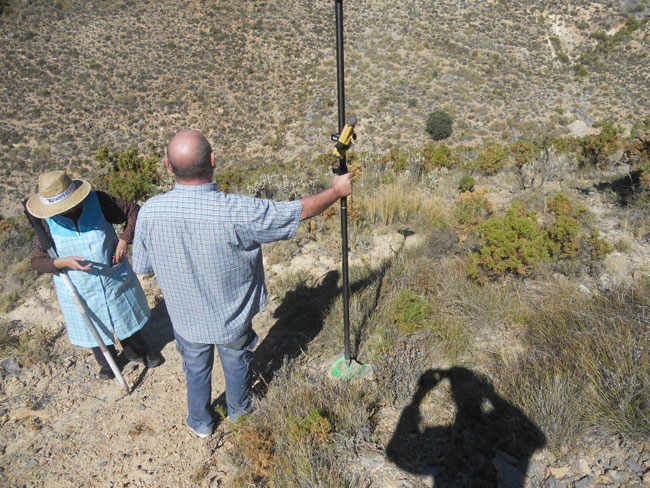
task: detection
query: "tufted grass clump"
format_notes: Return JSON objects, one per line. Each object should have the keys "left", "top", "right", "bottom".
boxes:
{"left": 493, "top": 282, "right": 650, "bottom": 449}
{"left": 358, "top": 178, "right": 439, "bottom": 228}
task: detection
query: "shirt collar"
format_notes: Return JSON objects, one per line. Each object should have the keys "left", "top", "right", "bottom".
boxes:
{"left": 173, "top": 182, "right": 216, "bottom": 192}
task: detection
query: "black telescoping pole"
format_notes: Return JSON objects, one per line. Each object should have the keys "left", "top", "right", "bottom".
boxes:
{"left": 335, "top": 0, "right": 351, "bottom": 364}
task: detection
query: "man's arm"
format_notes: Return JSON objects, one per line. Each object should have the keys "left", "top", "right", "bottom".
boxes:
{"left": 300, "top": 173, "right": 352, "bottom": 221}
{"left": 132, "top": 219, "right": 153, "bottom": 274}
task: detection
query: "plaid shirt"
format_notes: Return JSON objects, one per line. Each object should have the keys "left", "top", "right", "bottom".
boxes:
{"left": 133, "top": 182, "right": 302, "bottom": 344}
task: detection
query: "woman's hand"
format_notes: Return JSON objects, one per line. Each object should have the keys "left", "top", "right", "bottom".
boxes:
{"left": 53, "top": 257, "right": 93, "bottom": 271}
{"left": 113, "top": 239, "right": 129, "bottom": 264}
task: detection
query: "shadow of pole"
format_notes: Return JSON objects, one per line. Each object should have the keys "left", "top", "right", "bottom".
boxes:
{"left": 254, "top": 251, "right": 399, "bottom": 392}
{"left": 386, "top": 367, "right": 547, "bottom": 488}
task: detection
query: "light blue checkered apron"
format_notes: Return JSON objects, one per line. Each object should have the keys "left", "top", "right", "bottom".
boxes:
{"left": 46, "top": 191, "right": 150, "bottom": 347}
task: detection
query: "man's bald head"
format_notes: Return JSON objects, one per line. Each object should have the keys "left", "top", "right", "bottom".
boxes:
{"left": 166, "top": 130, "right": 214, "bottom": 182}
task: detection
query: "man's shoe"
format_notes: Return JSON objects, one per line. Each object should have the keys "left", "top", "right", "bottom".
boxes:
{"left": 98, "top": 366, "right": 115, "bottom": 380}
{"left": 186, "top": 422, "right": 213, "bottom": 439}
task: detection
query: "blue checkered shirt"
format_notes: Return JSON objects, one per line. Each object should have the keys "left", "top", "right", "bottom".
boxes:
{"left": 132, "top": 182, "right": 302, "bottom": 344}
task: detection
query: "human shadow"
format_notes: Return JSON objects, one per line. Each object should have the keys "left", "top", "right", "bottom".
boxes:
{"left": 387, "top": 367, "right": 546, "bottom": 488}
{"left": 141, "top": 296, "right": 176, "bottom": 353}
{"left": 254, "top": 257, "right": 394, "bottom": 390}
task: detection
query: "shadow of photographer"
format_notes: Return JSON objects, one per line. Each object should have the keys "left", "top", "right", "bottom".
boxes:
{"left": 387, "top": 367, "right": 546, "bottom": 487}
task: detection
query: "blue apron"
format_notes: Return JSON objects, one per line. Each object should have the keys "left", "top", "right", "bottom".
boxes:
{"left": 46, "top": 191, "right": 150, "bottom": 347}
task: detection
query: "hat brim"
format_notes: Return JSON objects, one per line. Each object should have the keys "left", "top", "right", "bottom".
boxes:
{"left": 26, "top": 180, "right": 92, "bottom": 219}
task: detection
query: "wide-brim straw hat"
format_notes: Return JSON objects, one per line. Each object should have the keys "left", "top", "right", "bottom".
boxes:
{"left": 26, "top": 170, "right": 92, "bottom": 219}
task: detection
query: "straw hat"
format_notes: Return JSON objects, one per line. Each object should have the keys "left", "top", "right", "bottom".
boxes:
{"left": 26, "top": 171, "right": 92, "bottom": 219}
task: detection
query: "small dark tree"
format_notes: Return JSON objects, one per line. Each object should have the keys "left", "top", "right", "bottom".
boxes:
{"left": 426, "top": 111, "right": 453, "bottom": 141}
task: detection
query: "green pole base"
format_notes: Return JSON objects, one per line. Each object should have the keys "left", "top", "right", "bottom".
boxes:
{"left": 325, "top": 354, "right": 373, "bottom": 380}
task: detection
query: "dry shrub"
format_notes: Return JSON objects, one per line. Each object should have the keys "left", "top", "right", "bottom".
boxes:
{"left": 0, "top": 321, "right": 57, "bottom": 366}
{"left": 230, "top": 362, "right": 375, "bottom": 487}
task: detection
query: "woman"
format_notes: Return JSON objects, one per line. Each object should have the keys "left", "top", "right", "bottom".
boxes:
{"left": 27, "top": 170, "right": 163, "bottom": 379}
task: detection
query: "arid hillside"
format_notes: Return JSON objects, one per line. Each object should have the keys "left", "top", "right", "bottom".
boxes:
{"left": 1, "top": 0, "right": 649, "bottom": 213}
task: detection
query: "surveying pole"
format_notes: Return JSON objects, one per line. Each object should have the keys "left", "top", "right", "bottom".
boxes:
{"left": 332, "top": 0, "right": 362, "bottom": 368}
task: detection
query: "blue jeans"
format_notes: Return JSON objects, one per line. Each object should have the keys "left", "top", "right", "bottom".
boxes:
{"left": 174, "top": 328, "right": 258, "bottom": 435}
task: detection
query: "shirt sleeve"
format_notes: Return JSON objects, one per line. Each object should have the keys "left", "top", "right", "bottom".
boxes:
{"left": 132, "top": 217, "right": 152, "bottom": 274}
{"left": 96, "top": 191, "right": 140, "bottom": 244}
{"left": 30, "top": 220, "right": 58, "bottom": 274}
{"left": 245, "top": 198, "right": 302, "bottom": 245}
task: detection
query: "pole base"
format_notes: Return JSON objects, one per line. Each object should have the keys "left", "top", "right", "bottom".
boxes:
{"left": 324, "top": 353, "right": 373, "bottom": 380}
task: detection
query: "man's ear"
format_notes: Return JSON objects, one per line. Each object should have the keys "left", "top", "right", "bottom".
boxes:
{"left": 165, "top": 156, "right": 174, "bottom": 174}
{"left": 210, "top": 152, "right": 216, "bottom": 168}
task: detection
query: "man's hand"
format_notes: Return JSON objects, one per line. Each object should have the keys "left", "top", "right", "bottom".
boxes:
{"left": 53, "top": 256, "right": 93, "bottom": 271}
{"left": 331, "top": 173, "right": 353, "bottom": 199}
{"left": 114, "top": 239, "right": 129, "bottom": 264}
{"left": 300, "top": 173, "right": 354, "bottom": 221}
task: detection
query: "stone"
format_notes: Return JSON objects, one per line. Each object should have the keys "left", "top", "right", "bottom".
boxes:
{"left": 642, "top": 471, "right": 650, "bottom": 485}
{"left": 492, "top": 451, "right": 525, "bottom": 488}
{"left": 578, "top": 284, "right": 592, "bottom": 294}
{"left": 625, "top": 458, "right": 642, "bottom": 472}
{"left": 609, "top": 455, "right": 623, "bottom": 469}
{"left": 1, "top": 357, "right": 21, "bottom": 374}
{"left": 577, "top": 458, "right": 591, "bottom": 475}
{"left": 548, "top": 466, "right": 570, "bottom": 479}
{"left": 603, "top": 469, "right": 627, "bottom": 484}
{"left": 575, "top": 475, "right": 594, "bottom": 488}
{"left": 544, "top": 476, "right": 562, "bottom": 488}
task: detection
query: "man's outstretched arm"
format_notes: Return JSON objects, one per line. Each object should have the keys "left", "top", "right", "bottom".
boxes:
{"left": 300, "top": 173, "right": 353, "bottom": 221}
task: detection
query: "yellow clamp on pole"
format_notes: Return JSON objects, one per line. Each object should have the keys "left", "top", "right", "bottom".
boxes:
{"left": 332, "top": 116, "right": 357, "bottom": 157}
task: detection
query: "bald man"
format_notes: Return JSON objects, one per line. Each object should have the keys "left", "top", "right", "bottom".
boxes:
{"left": 133, "top": 130, "right": 352, "bottom": 437}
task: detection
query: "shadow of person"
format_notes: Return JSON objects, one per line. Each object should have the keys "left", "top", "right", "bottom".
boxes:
{"left": 140, "top": 296, "right": 175, "bottom": 353}
{"left": 253, "top": 269, "right": 341, "bottom": 387}
{"left": 254, "top": 256, "right": 395, "bottom": 391}
{"left": 386, "top": 367, "right": 546, "bottom": 488}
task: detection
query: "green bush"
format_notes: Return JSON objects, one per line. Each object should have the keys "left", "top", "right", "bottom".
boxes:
{"left": 93, "top": 147, "right": 161, "bottom": 202}
{"left": 421, "top": 142, "right": 455, "bottom": 169}
{"left": 380, "top": 148, "right": 408, "bottom": 173}
{"left": 214, "top": 169, "right": 249, "bottom": 193}
{"left": 547, "top": 194, "right": 584, "bottom": 258}
{"left": 454, "top": 191, "right": 491, "bottom": 228}
{"left": 458, "top": 175, "right": 476, "bottom": 192}
{"left": 425, "top": 111, "right": 453, "bottom": 141}
{"left": 391, "top": 289, "right": 431, "bottom": 334}
{"left": 469, "top": 202, "right": 550, "bottom": 281}
{"left": 473, "top": 143, "right": 508, "bottom": 174}
{"left": 510, "top": 140, "right": 541, "bottom": 167}
{"left": 580, "top": 119, "right": 623, "bottom": 168}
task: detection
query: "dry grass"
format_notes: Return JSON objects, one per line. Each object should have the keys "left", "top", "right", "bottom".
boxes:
{"left": 230, "top": 361, "right": 375, "bottom": 487}
{"left": 357, "top": 177, "right": 443, "bottom": 229}
{"left": 492, "top": 281, "right": 650, "bottom": 450}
